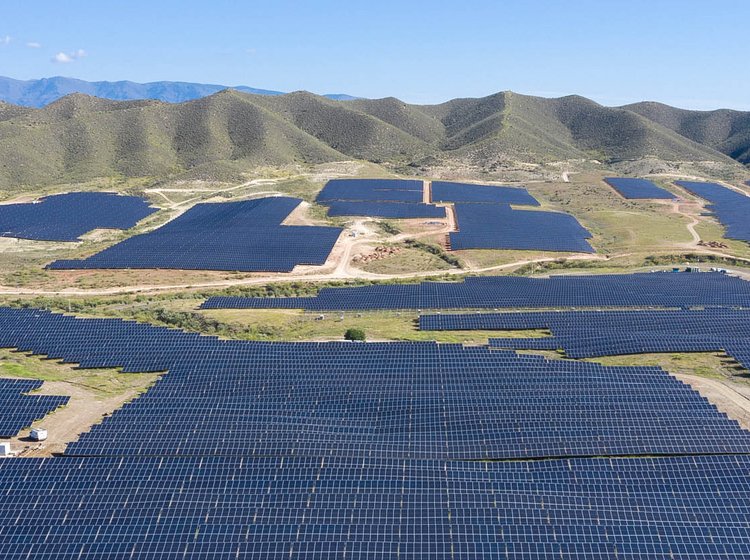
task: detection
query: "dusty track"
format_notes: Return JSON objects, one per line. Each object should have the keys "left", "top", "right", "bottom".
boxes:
{"left": 2, "top": 174, "right": 749, "bottom": 298}
{"left": 673, "top": 373, "right": 750, "bottom": 431}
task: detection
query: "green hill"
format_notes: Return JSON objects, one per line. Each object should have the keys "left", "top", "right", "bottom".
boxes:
{"left": 624, "top": 101, "right": 750, "bottom": 164}
{"left": 0, "top": 89, "right": 746, "bottom": 189}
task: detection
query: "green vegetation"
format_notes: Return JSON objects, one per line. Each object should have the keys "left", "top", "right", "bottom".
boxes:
{"left": 0, "top": 349, "right": 160, "bottom": 398}
{"left": 1, "top": 89, "right": 746, "bottom": 190}
{"left": 625, "top": 101, "right": 750, "bottom": 165}
{"left": 403, "top": 239, "right": 462, "bottom": 268}
{"left": 377, "top": 221, "right": 401, "bottom": 235}
{"left": 358, "top": 247, "right": 455, "bottom": 275}
{"left": 586, "top": 352, "right": 746, "bottom": 380}
{"left": 344, "top": 328, "right": 366, "bottom": 341}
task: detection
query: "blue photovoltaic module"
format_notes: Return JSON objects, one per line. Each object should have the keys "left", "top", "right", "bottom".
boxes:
{"left": 316, "top": 178, "right": 424, "bottom": 202}
{"left": 676, "top": 180, "right": 750, "bottom": 243}
{"left": 431, "top": 181, "right": 539, "bottom": 205}
{"left": 201, "top": 272, "right": 750, "bottom": 310}
{"left": 0, "top": 192, "right": 157, "bottom": 241}
{"left": 3, "top": 305, "right": 750, "bottom": 556}
{"left": 326, "top": 200, "right": 446, "bottom": 218}
{"left": 604, "top": 177, "right": 676, "bottom": 199}
{"left": 449, "top": 203, "right": 594, "bottom": 252}
{"left": 48, "top": 197, "right": 342, "bottom": 272}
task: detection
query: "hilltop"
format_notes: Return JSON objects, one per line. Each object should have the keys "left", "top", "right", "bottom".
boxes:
{"left": 0, "top": 76, "right": 358, "bottom": 108}
{"left": 0, "top": 89, "right": 747, "bottom": 188}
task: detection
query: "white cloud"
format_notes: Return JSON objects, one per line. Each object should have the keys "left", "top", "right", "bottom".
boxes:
{"left": 0, "top": 35, "right": 11, "bottom": 46}
{"left": 52, "top": 52, "right": 73, "bottom": 63}
{"left": 51, "top": 49, "right": 87, "bottom": 63}
{"left": 26, "top": 42, "right": 42, "bottom": 49}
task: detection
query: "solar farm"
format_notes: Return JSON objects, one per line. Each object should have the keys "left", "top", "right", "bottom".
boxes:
{"left": 6, "top": 281, "right": 750, "bottom": 556}
{"left": 0, "top": 192, "right": 156, "bottom": 241}
{"left": 4, "top": 170, "right": 750, "bottom": 558}
{"left": 48, "top": 196, "right": 343, "bottom": 273}
{"left": 603, "top": 177, "right": 676, "bottom": 199}
{"left": 431, "top": 180, "right": 540, "bottom": 205}
{"left": 450, "top": 203, "right": 593, "bottom": 252}
{"left": 676, "top": 180, "right": 750, "bottom": 243}
{"left": 202, "top": 271, "right": 750, "bottom": 310}
{"left": 314, "top": 178, "right": 592, "bottom": 254}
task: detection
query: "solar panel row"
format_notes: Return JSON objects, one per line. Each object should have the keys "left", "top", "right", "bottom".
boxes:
{"left": 1, "top": 454, "right": 749, "bottom": 559}
{"left": 4, "top": 306, "right": 750, "bottom": 556}
{"left": 676, "top": 181, "right": 750, "bottom": 243}
{"left": 0, "top": 378, "right": 68, "bottom": 437}
{"left": 2, "top": 307, "right": 749, "bottom": 460}
{"left": 47, "top": 197, "right": 343, "bottom": 272}
{"left": 201, "top": 272, "right": 750, "bottom": 311}
{"left": 450, "top": 204, "right": 594, "bottom": 252}
{"left": 422, "top": 308, "right": 750, "bottom": 371}
{"left": 0, "top": 192, "right": 157, "bottom": 241}
{"left": 316, "top": 179, "right": 424, "bottom": 203}
{"left": 326, "top": 201, "right": 446, "bottom": 219}
{"left": 603, "top": 178, "right": 676, "bottom": 199}
{"left": 431, "top": 181, "right": 540, "bottom": 206}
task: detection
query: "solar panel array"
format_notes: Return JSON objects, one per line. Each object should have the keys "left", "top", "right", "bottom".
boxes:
{"left": 3, "top": 307, "right": 750, "bottom": 459}
{"left": 0, "top": 192, "right": 157, "bottom": 241}
{"left": 201, "top": 271, "right": 750, "bottom": 310}
{"left": 0, "top": 378, "right": 68, "bottom": 437}
{"left": 603, "top": 177, "right": 676, "bottom": 199}
{"left": 47, "top": 197, "right": 343, "bottom": 272}
{"left": 421, "top": 308, "right": 750, "bottom": 370}
{"left": 676, "top": 180, "right": 750, "bottom": 242}
{"left": 450, "top": 204, "right": 594, "bottom": 252}
{"left": 4, "top": 306, "right": 750, "bottom": 556}
{"left": 2, "top": 454, "right": 750, "bottom": 559}
{"left": 316, "top": 179, "right": 424, "bottom": 203}
{"left": 431, "top": 181, "right": 540, "bottom": 206}
{"left": 326, "top": 200, "right": 446, "bottom": 218}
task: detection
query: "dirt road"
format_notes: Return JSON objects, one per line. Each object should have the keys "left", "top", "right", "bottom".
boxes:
{"left": 673, "top": 373, "right": 750, "bottom": 431}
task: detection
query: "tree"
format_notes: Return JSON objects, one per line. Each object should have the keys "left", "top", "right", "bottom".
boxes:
{"left": 344, "top": 328, "right": 366, "bottom": 342}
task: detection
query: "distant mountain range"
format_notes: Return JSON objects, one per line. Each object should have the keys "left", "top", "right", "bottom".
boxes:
{"left": 0, "top": 88, "right": 747, "bottom": 189}
{"left": 0, "top": 76, "right": 358, "bottom": 107}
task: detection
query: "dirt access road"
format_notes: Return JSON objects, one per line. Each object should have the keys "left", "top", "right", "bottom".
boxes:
{"left": 0, "top": 175, "right": 746, "bottom": 297}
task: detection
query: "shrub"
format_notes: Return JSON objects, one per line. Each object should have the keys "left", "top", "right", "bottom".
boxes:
{"left": 344, "top": 328, "right": 366, "bottom": 342}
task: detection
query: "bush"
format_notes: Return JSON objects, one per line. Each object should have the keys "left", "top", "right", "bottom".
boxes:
{"left": 344, "top": 328, "right": 366, "bottom": 342}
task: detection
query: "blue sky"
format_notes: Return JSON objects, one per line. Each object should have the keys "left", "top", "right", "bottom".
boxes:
{"left": 1, "top": 0, "right": 748, "bottom": 109}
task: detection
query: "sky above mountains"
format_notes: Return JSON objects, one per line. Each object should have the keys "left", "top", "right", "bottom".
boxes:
{"left": 1, "top": 0, "right": 748, "bottom": 110}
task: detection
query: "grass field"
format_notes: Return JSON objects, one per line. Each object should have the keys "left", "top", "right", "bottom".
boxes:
{"left": 357, "top": 247, "right": 455, "bottom": 275}
{"left": 0, "top": 349, "right": 160, "bottom": 398}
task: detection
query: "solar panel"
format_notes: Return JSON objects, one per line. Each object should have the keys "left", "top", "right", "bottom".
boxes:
{"left": 325, "top": 201, "right": 446, "bottom": 218}
{"left": 3, "top": 307, "right": 750, "bottom": 556}
{"left": 0, "top": 192, "right": 157, "bottom": 241}
{"left": 0, "top": 378, "right": 68, "bottom": 437}
{"left": 201, "top": 272, "right": 750, "bottom": 311}
{"left": 603, "top": 177, "right": 676, "bottom": 199}
{"left": 47, "top": 197, "right": 342, "bottom": 272}
{"left": 2, "top": 306, "right": 750, "bottom": 460}
{"left": 1, "top": 454, "right": 749, "bottom": 559}
{"left": 421, "top": 308, "right": 750, "bottom": 370}
{"left": 316, "top": 179, "right": 424, "bottom": 203}
{"left": 431, "top": 181, "right": 539, "bottom": 205}
{"left": 450, "top": 204, "right": 594, "bottom": 252}
{"left": 676, "top": 181, "right": 750, "bottom": 243}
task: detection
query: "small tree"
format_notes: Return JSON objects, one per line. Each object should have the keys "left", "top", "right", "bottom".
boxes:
{"left": 344, "top": 328, "right": 366, "bottom": 342}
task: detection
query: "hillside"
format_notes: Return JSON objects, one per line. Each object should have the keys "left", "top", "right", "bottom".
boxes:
{"left": 0, "top": 76, "right": 356, "bottom": 107}
{"left": 0, "top": 89, "right": 746, "bottom": 189}
{"left": 624, "top": 101, "right": 750, "bottom": 164}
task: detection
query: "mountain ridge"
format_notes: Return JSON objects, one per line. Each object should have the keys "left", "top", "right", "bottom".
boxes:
{"left": 0, "top": 88, "right": 747, "bottom": 189}
{"left": 0, "top": 76, "right": 358, "bottom": 108}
